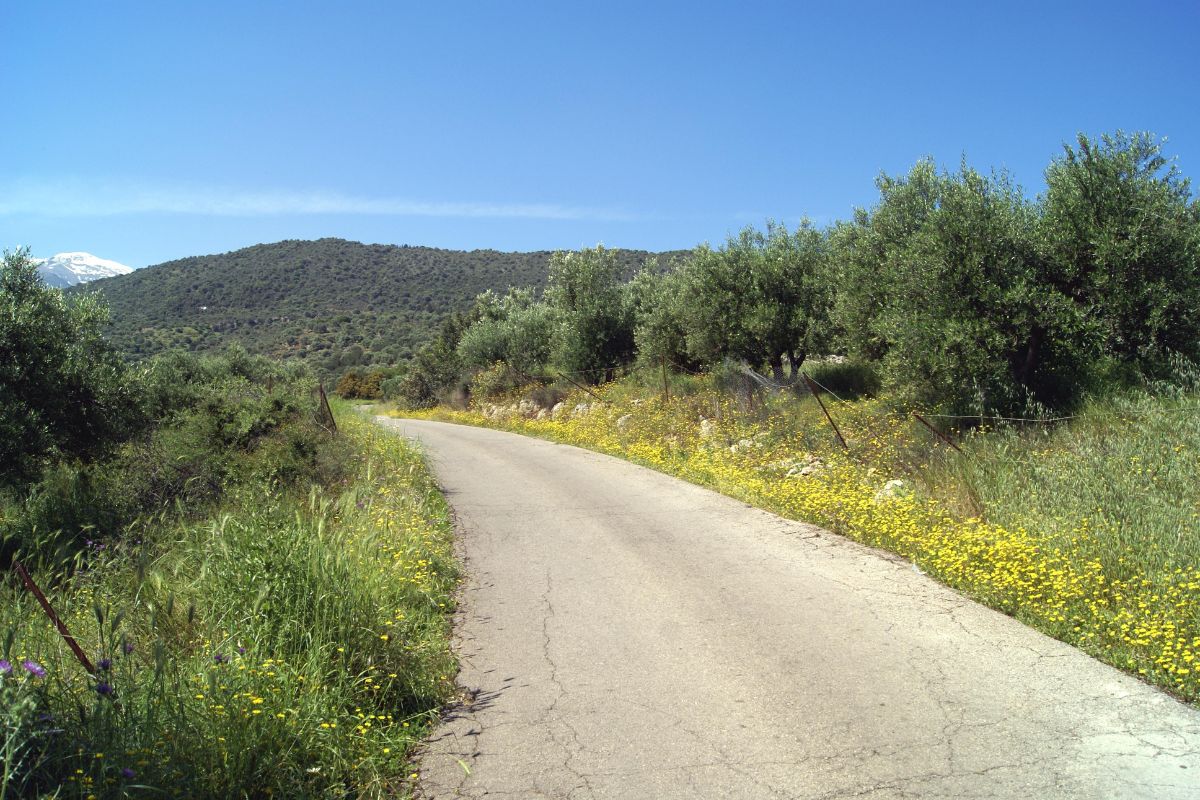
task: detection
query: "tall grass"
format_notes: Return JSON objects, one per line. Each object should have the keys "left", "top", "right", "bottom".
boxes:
{"left": 927, "top": 392, "right": 1200, "bottom": 578}
{"left": 1, "top": 412, "right": 456, "bottom": 798}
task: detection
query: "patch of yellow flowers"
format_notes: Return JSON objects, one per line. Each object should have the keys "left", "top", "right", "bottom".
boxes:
{"left": 408, "top": 385, "right": 1200, "bottom": 702}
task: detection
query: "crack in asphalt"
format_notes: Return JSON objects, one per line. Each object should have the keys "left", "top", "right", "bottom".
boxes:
{"left": 382, "top": 417, "right": 1200, "bottom": 799}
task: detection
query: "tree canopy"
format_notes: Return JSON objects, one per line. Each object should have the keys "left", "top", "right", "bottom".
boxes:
{"left": 1, "top": 250, "right": 141, "bottom": 487}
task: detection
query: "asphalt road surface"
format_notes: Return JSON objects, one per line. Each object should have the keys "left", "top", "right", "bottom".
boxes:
{"left": 377, "top": 417, "right": 1200, "bottom": 799}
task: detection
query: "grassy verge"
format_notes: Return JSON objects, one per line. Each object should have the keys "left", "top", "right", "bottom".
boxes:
{"left": 1, "top": 411, "right": 456, "bottom": 799}
{"left": 395, "top": 377, "right": 1200, "bottom": 704}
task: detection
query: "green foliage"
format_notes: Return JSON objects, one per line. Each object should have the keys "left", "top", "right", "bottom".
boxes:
{"left": 2, "top": 349, "right": 335, "bottom": 568}
{"left": 456, "top": 288, "right": 554, "bottom": 375}
{"left": 545, "top": 245, "right": 637, "bottom": 380}
{"left": 828, "top": 135, "right": 1200, "bottom": 414}
{"left": 802, "top": 358, "right": 881, "bottom": 400}
{"left": 390, "top": 313, "right": 471, "bottom": 409}
{"left": 0, "top": 250, "right": 142, "bottom": 488}
{"left": 677, "top": 222, "right": 830, "bottom": 380}
{"left": 470, "top": 362, "right": 524, "bottom": 400}
{"left": 627, "top": 261, "right": 693, "bottom": 369}
{"left": 837, "top": 161, "right": 1065, "bottom": 412}
{"left": 1040, "top": 131, "right": 1200, "bottom": 367}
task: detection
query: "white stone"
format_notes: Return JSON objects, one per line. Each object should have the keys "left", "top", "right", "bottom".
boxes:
{"left": 874, "top": 479, "right": 909, "bottom": 503}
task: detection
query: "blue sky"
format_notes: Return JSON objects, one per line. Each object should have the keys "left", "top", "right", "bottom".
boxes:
{"left": 2, "top": 0, "right": 1198, "bottom": 267}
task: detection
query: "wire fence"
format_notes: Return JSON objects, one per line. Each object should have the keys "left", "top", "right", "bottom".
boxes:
{"left": 511, "top": 357, "right": 1195, "bottom": 459}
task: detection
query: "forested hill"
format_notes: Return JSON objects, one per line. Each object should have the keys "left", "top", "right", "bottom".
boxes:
{"left": 79, "top": 238, "right": 674, "bottom": 376}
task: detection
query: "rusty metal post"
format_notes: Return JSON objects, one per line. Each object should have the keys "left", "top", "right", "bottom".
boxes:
{"left": 12, "top": 562, "right": 96, "bottom": 675}
{"left": 803, "top": 374, "right": 848, "bottom": 450}
{"left": 317, "top": 382, "right": 338, "bottom": 433}
{"left": 661, "top": 356, "right": 669, "bottom": 404}
{"left": 556, "top": 372, "right": 606, "bottom": 404}
{"left": 912, "top": 412, "right": 963, "bottom": 453}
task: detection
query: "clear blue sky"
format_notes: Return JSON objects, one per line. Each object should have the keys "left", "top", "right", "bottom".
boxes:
{"left": 2, "top": 0, "right": 1198, "bottom": 267}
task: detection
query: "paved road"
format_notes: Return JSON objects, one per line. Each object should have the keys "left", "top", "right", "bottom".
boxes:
{"left": 377, "top": 417, "right": 1200, "bottom": 799}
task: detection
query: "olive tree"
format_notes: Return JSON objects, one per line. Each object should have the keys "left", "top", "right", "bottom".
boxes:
{"left": 677, "top": 222, "right": 829, "bottom": 381}
{"left": 1040, "top": 131, "right": 1200, "bottom": 369}
{"left": 545, "top": 246, "right": 635, "bottom": 381}
{"left": 456, "top": 288, "right": 554, "bottom": 376}
{"left": 0, "top": 249, "right": 142, "bottom": 488}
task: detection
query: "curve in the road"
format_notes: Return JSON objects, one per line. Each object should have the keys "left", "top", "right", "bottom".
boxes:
{"left": 377, "top": 417, "right": 1200, "bottom": 800}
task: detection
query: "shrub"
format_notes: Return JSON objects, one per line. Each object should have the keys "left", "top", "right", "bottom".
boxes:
{"left": 527, "top": 383, "right": 568, "bottom": 410}
{"left": 0, "top": 250, "right": 143, "bottom": 489}
{"left": 471, "top": 362, "right": 521, "bottom": 400}
{"left": 335, "top": 368, "right": 384, "bottom": 399}
{"left": 2, "top": 350, "right": 332, "bottom": 568}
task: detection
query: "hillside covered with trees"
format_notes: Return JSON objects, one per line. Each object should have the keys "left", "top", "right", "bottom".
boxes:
{"left": 80, "top": 239, "right": 675, "bottom": 379}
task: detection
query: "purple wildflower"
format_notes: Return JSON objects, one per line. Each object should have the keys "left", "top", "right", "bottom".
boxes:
{"left": 22, "top": 660, "right": 46, "bottom": 678}
{"left": 98, "top": 658, "right": 112, "bottom": 672}
{"left": 0, "top": 660, "right": 11, "bottom": 675}
{"left": 237, "top": 646, "right": 246, "bottom": 655}
{"left": 122, "top": 641, "right": 135, "bottom": 655}
{"left": 96, "top": 681, "right": 114, "bottom": 697}
{"left": 213, "top": 653, "right": 229, "bottom": 665}
{"left": 121, "top": 767, "right": 136, "bottom": 779}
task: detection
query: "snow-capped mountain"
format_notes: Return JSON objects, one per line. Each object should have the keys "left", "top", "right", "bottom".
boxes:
{"left": 33, "top": 252, "right": 134, "bottom": 287}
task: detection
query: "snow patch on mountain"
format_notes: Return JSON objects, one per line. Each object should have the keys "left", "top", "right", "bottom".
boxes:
{"left": 34, "top": 252, "right": 134, "bottom": 287}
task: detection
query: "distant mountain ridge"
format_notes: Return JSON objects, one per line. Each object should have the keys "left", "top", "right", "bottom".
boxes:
{"left": 79, "top": 238, "right": 682, "bottom": 378}
{"left": 35, "top": 252, "right": 133, "bottom": 287}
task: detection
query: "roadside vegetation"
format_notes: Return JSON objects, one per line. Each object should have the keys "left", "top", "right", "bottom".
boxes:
{"left": 1, "top": 250, "right": 456, "bottom": 798}
{"left": 384, "top": 130, "right": 1200, "bottom": 702}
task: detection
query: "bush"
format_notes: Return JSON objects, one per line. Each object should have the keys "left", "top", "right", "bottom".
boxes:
{"left": 335, "top": 368, "right": 384, "bottom": 399}
{"left": 2, "top": 350, "right": 335, "bottom": 569}
{"left": 471, "top": 362, "right": 522, "bottom": 400}
{"left": 527, "top": 383, "right": 568, "bottom": 410}
{"left": 0, "top": 250, "right": 143, "bottom": 489}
